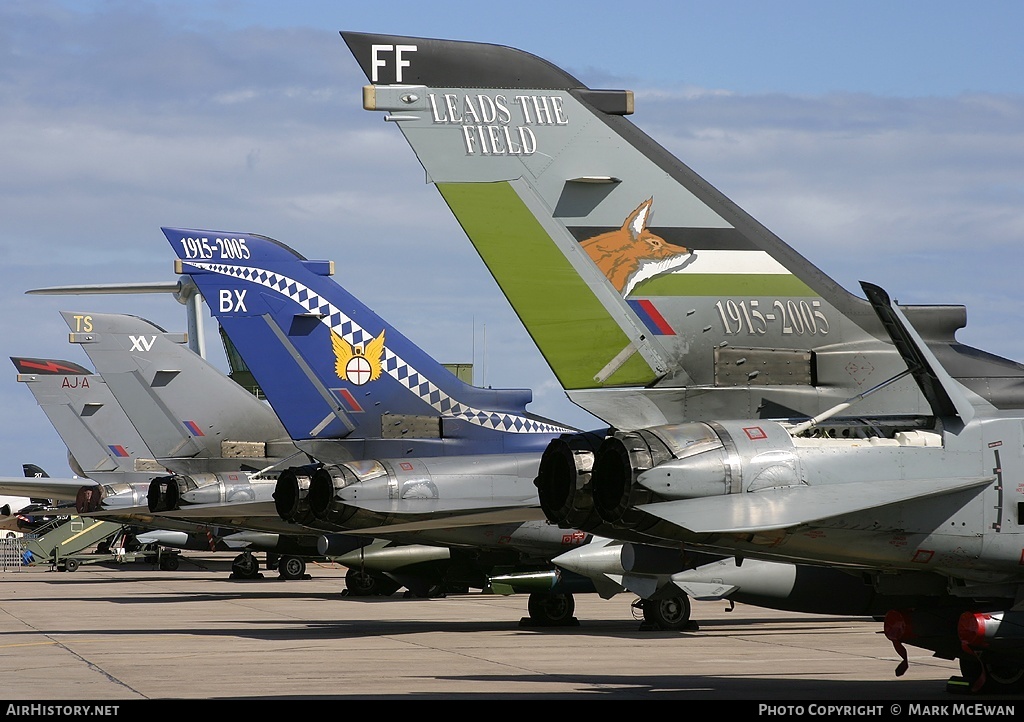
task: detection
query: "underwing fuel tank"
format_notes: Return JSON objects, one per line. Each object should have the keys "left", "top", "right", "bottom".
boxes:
{"left": 553, "top": 541, "right": 906, "bottom": 615}
{"left": 488, "top": 568, "right": 597, "bottom": 595}
{"left": 551, "top": 540, "right": 689, "bottom": 577}
{"left": 328, "top": 540, "right": 452, "bottom": 570}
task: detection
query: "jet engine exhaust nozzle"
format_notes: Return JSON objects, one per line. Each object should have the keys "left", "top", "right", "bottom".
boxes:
{"left": 591, "top": 422, "right": 729, "bottom": 528}
{"left": 273, "top": 465, "right": 320, "bottom": 524}
{"left": 148, "top": 474, "right": 186, "bottom": 512}
{"left": 309, "top": 464, "right": 361, "bottom": 526}
{"left": 591, "top": 430, "right": 667, "bottom": 527}
{"left": 535, "top": 432, "right": 606, "bottom": 531}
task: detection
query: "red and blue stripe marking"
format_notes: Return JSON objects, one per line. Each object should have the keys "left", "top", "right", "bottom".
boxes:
{"left": 627, "top": 299, "right": 675, "bottom": 335}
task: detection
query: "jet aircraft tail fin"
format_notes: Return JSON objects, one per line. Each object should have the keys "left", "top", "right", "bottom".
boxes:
{"left": 57, "top": 311, "right": 302, "bottom": 475}
{"left": 163, "top": 227, "right": 575, "bottom": 462}
{"left": 341, "top": 31, "right": 1024, "bottom": 429}
{"left": 12, "top": 355, "right": 166, "bottom": 485}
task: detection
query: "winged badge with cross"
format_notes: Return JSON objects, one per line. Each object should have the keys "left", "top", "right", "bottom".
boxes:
{"left": 332, "top": 328, "right": 386, "bottom": 385}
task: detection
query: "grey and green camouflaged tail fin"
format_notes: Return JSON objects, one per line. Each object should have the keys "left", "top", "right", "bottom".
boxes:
{"left": 341, "top": 32, "right": 1024, "bottom": 428}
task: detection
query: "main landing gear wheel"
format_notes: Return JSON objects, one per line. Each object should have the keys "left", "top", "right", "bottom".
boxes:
{"left": 231, "top": 552, "right": 261, "bottom": 580}
{"left": 278, "top": 555, "right": 306, "bottom": 580}
{"left": 640, "top": 595, "right": 693, "bottom": 631}
{"left": 526, "top": 592, "right": 577, "bottom": 626}
{"left": 959, "top": 653, "right": 1024, "bottom": 694}
{"left": 344, "top": 568, "right": 400, "bottom": 596}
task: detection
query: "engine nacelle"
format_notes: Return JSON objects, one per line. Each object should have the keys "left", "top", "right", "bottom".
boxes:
{"left": 589, "top": 421, "right": 803, "bottom": 531}
{"left": 534, "top": 432, "right": 606, "bottom": 530}
{"left": 97, "top": 482, "right": 146, "bottom": 509}
{"left": 179, "top": 474, "right": 272, "bottom": 505}
{"left": 148, "top": 472, "right": 270, "bottom": 512}
{"left": 294, "top": 453, "right": 541, "bottom": 531}
{"left": 591, "top": 424, "right": 721, "bottom": 527}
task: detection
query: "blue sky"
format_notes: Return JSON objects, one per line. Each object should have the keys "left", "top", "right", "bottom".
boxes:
{"left": 2, "top": 0, "right": 1024, "bottom": 486}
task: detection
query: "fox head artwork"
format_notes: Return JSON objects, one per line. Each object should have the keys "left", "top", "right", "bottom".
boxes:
{"left": 579, "top": 198, "right": 692, "bottom": 297}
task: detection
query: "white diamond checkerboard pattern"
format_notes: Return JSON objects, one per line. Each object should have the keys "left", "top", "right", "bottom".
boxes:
{"left": 188, "top": 261, "right": 573, "bottom": 435}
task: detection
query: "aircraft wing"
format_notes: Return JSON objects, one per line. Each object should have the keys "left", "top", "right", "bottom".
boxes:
{"left": 151, "top": 500, "right": 281, "bottom": 519}
{"left": 639, "top": 475, "right": 994, "bottom": 534}
{"left": 87, "top": 501, "right": 308, "bottom": 538}
{"left": 334, "top": 507, "right": 549, "bottom": 535}
{"left": 155, "top": 496, "right": 542, "bottom": 535}
{"left": 0, "top": 475, "right": 97, "bottom": 501}
{"left": 333, "top": 496, "right": 538, "bottom": 516}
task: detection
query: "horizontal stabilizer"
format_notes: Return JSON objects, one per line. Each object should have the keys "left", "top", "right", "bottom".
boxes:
{"left": 639, "top": 475, "right": 993, "bottom": 534}
{"left": 0, "top": 475, "right": 97, "bottom": 502}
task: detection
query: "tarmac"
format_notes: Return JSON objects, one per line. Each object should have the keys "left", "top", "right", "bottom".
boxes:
{"left": 0, "top": 551, "right": 1013, "bottom": 707}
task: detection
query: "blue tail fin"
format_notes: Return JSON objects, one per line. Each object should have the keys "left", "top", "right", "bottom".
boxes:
{"left": 163, "top": 228, "right": 576, "bottom": 463}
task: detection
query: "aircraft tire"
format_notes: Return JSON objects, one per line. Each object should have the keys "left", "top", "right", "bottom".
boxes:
{"left": 231, "top": 552, "right": 260, "bottom": 579}
{"left": 642, "top": 595, "right": 692, "bottom": 631}
{"left": 345, "top": 568, "right": 400, "bottom": 596}
{"left": 278, "top": 555, "right": 306, "bottom": 580}
{"left": 960, "top": 653, "right": 1024, "bottom": 693}
{"left": 527, "top": 592, "right": 576, "bottom": 626}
